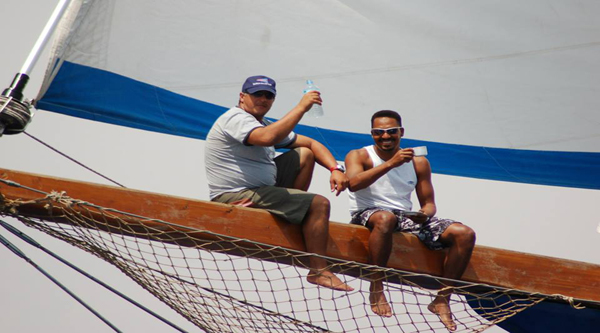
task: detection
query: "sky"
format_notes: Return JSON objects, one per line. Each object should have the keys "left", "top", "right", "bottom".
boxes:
{"left": 1, "top": 1, "right": 599, "bottom": 332}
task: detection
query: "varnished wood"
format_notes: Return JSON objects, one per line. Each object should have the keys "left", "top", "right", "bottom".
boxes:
{"left": 2, "top": 167, "right": 600, "bottom": 305}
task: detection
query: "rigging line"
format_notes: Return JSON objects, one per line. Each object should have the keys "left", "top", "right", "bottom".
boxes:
{"left": 480, "top": 146, "right": 523, "bottom": 183}
{"left": 0, "top": 178, "right": 47, "bottom": 195}
{"left": 0, "top": 230, "right": 123, "bottom": 333}
{"left": 0, "top": 220, "right": 189, "bottom": 333}
{"left": 313, "top": 125, "right": 341, "bottom": 162}
{"left": 23, "top": 131, "right": 127, "bottom": 188}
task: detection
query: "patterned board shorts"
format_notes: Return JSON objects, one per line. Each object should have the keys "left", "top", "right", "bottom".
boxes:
{"left": 350, "top": 207, "right": 459, "bottom": 251}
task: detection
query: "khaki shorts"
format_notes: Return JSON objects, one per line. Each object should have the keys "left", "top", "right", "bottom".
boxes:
{"left": 213, "top": 149, "right": 316, "bottom": 224}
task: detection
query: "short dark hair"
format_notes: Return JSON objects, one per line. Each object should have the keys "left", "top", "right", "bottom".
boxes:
{"left": 371, "top": 110, "right": 402, "bottom": 127}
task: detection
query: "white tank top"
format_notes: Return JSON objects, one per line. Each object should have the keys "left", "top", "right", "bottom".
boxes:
{"left": 348, "top": 145, "right": 417, "bottom": 214}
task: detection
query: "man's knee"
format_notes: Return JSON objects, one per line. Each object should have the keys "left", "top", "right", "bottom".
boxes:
{"left": 297, "top": 147, "right": 315, "bottom": 167}
{"left": 368, "top": 211, "right": 397, "bottom": 234}
{"left": 445, "top": 224, "right": 476, "bottom": 247}
{"left": 310, "top": 195, "right": 330, "bottom": 214}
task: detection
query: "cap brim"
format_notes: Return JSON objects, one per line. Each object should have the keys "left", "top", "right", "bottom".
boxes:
{"left": 245, "top": 86, "right": 276, "bottom": 95}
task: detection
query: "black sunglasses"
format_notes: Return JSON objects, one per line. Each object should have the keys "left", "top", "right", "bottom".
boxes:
{"left": 371, "top": 127, "right": 402, "bottom": 136}
{"left": 249, "top": 91, "right": 275, "bottom": 100}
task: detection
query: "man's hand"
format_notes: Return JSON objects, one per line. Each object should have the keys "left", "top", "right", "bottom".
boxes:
{"left": 298, "top": 91, "right": 322, "bottom": 113}
{"left": 405, "top": 211, "right": 429, "bottom": 224}
{"left": 388, "top": 148, "right": 414, "bottom": 168}
{"left": 330, "top": 170, "right": 349, "bottom": 196}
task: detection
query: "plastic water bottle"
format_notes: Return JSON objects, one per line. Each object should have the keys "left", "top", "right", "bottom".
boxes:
{"left": 303, "top": 80, "right": 324, "bottom": 118}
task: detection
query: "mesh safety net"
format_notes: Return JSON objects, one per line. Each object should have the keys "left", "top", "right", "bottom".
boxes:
{"left": 1, "top": 179, "right": 562, "bottom": 333}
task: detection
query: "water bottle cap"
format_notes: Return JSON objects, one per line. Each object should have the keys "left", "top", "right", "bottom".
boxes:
{"left": 303, "top": 79, "right": 319, "bottom": 94}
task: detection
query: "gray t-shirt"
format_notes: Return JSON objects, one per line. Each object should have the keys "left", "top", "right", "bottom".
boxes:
{"left": 205, "top": 107, "right": 297, "bottom": 199}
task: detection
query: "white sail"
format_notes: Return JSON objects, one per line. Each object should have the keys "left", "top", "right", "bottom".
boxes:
{"left": 35, "top": 0, "right": 600, "bottom": 189}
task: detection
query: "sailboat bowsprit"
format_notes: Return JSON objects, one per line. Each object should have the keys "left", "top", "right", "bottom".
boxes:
{"left": 2, "top": 0, "right": 600, "bottom": 332}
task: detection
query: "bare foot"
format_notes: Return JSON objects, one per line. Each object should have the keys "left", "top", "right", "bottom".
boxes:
{"left": 369, "top": 283, "right": 393, "bottom": 317}
{"left": 306, "top": 270, "right": 354, "bottom": 291}
{"left": 428, "top": 296, "right": 457, "bottom": 331}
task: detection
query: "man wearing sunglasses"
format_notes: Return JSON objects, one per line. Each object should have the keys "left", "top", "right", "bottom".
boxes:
{"left": 345, "top": 110, "right": 475, "bottom": 330}
{"left": 205, "top": 75, "right": 352, "bottom": 292}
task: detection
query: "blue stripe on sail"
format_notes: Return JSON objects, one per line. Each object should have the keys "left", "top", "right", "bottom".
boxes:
{"left": 37, "top": 61, "right": 226, "bottom": 139}
{"left": 294, "top": 125, "right": 600, "bottom": 189}
{"left": 37, "top": 61, "right": 600, "bottom": 190}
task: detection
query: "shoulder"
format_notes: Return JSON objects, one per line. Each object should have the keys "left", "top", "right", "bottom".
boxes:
{"left": 346, "top": 147, "right": 372, "bottom": 167}
{"left": 412, "top": 156, "right": 431, "bottom": 175}
{"left": 220, "top": 107, "right": 259, "bottom": 127}
{"left": 225, "top": 107, "right": 252, "bottom": 120}
{"left": 347, "top": 147, "right": 369, "bottom": 159}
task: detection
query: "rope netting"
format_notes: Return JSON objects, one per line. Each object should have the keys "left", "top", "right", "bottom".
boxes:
{"left": 0, "top": 183, "right": 557, "bottom": 332}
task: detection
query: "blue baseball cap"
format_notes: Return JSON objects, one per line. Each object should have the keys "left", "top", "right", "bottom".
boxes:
{"left": 242, "top": 75, "right": 276, "bottom": 95}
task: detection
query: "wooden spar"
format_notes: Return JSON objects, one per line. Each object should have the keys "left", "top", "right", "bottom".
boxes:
{"left": 2, "top": 167, "right": 600, "bottom": 305}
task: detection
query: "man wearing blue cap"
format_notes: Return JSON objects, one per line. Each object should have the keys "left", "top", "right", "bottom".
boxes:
{"left": 205, "top": 75, "right": 352, "bottom": 292}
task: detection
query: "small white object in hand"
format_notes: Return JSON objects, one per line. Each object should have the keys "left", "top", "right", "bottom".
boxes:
{"left": 412, "top": 146, "right": 428, "bottom": 156}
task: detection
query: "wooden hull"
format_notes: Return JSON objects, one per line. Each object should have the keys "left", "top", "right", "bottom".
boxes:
{"left": 2, "top": 167, "right": 600, "bottom": 305}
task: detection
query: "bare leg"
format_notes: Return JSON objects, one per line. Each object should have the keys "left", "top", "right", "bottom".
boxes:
{"left": 292, "top": 147, "right": 315, "bottom": 191}
{"left": 366, "top": 211, "right": 397, "bottom": 317}
{"left": 304, "top": 195, "right": 353, "bottom": 291}
{"left": 283, "top": 148, "right": 350, "bottom": 290}
{"left": 428, "top": 223, "right": 476, "bottom": 331}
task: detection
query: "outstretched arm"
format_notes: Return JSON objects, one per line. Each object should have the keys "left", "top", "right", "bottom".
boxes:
{"left": 345, "top": 148, "right": 414, "bottom": 192}
{"left": 414, "top": 156, "right": 437, "bottom": 218}
{"left": 246, "top": 92, "right": 321, "bottom": 146}
{"left": 289, "top": 134, "right": 348, "bottom": 195}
